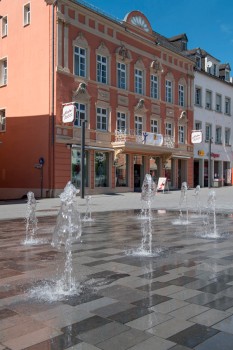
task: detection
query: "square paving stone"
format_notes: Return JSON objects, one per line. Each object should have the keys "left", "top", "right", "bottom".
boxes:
{"left": 167, "top": 323, "right": 219, "bottom": 348}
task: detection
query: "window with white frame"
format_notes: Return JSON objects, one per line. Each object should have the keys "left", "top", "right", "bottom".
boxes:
{"left": 150, "top": 75, "right": 158, "bottom": 99}
{"left": 134, "top": 115, "right": 143, "bottom": 135}
{"left": 196, "top": 56, "right": 201, "bottom": 69}
{"left": 117, "top": 112, "right": 126, "bottom": 132}
{"left": 215, "top": 126, "right": 222, "bottom": 144}
{"left": 150, "top": 119, "right": 158, "bottom": 133}
{"left": 225, "top": 70, "right": 230, "bottom": 82}
{"left": 165, "top": 122, "right": 173, "bottom": 136}
{"left": 225, "top": 128, "right": 230, "bottom": 145}
{"left": 165, "top": 80, "right": 172, "bottom": 103}
{"left": 0, "top": 109, "right": 6, "bottom": 132}
{"left": 117, "top": 62, "right": 126, "bottom": 90}
{"left": 178, "top": 125, "right": 185, "bottom": 144}
{"left": 74, "top": 46, "right": 86, "bottom": 77}
{"left": 0, "top": 58, "right": 7, "bottom": 86}
{"left": 96, "top": 107, "right": 108, "bottom": 131}
{"left": 2, "top": 16, "right": 7, "bottom": 37}
{"left": 178, "top": 84, "right": 185, "bottom": 107}
{"left": 195, "top": 121, "right": 202, "bottom": 130}
{"left": 205, "top": 123, "right": 212, "bottom": 141}
{"left": 97, "top": 54, "right": 107, "bottom": 84}
{"left": 225, "top": 97, "right": 231, "bottom": 115}
{"left": 216, "top": 94, "right": 222, "bottom": 112}
{"left": 195, "top": 87, "right": 202, "bottom": 106}
{"left": 24, "top": 3, "right": 30, "bottom": 26}
{"left": 206, "top": 90, "right": 212, "bottom": 109}
{"left": 74, "top": 103, "right": 86, "bottom": 127}
{"left": 135, "top": 68, "right": 143, "bottom": 94}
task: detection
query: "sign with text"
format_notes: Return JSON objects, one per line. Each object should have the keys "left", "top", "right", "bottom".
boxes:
{"left": 62, "top": 104, "right": 76, "bottom": 123}
{"left": 191, "top": 130, "right": 202, "bottom": 144}
{"left": 157, "top": 177, "right": 167, "bottom": 191}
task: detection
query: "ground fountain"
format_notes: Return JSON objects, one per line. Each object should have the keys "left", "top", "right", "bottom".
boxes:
{"left": 172, "top": 181, "right": 190, "bottom": 225}
{"left": 29, "top": 181, "right": 82, "bottom": 301}
{"left": 202, "top": 189, "right": 219, "bottom": 238}
{"left": 23, "top": 191, "right": 39, "bottom": 245}
{"left": 82, "top": 195, "right": 94, "bottom": 222}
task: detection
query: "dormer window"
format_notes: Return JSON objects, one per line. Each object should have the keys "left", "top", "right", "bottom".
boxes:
{"left": 196, "top": 56, "right": 201, "bottom": 70}
{"left": 225, "top": 70, "right": 230, "bottom": 82}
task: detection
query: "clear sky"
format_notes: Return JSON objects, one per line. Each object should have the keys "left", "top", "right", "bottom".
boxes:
{"left": 83, "top": 0, "right": 233, "bottom": 73}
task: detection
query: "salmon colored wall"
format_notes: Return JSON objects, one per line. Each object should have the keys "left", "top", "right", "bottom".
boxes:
{"left": 0, "top": 0, "right": 51, "bottom": 116}
{"left": 0, "top": 115, "right": 50, "bottom": 189}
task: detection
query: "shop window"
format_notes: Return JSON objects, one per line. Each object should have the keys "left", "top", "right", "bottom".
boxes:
{"left": 95, "top": 152, "right": 108, "bottom": 187}
{"left": 115, "top": 154, "right": 128, "bottom": 187}
{"left": 71, "top": 149, "right": 88, "bottom": 188}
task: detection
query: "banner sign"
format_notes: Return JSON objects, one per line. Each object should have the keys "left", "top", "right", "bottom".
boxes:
{"left": 191, "top": 130, "right": 202, "bottom": 144}
{"left": 62, "top": 104, "right": 76, "bottom": 123}
{"left": 143, "top": 132, "right": 163, "bottom": 146}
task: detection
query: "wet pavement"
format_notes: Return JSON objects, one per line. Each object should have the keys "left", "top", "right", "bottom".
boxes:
{"left": 2, "top": 206, "right": 233, "bottom": 349}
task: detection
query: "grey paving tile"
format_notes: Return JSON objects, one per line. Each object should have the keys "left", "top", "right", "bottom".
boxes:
{"left": 167, "top": 324, "right": 219, "bottom": 348}
{"left": 212, "top": 314, "right": 233, "bottom": 334}
{"left": 125, "top": 335, "right": 175, "bottom": 350}
{"left": 195, "top": 331, "right": 233, "bottom": 350}
{"left": 189, "top": 308, "right": 230, "bottom": 326}
{"left": 148, "top": 318, "right": 194, "bottom": 339}
{"left": 126, "top": 311, "right": 172, "bottom": 330}
{"left": 168, "top": 304, "right": 209, "bottom": 320}
{"left": 150, "top": 299, "right": 189, "bottom": 314}
{"left": 96, "top": 328, "right": 152, "bottom": 350}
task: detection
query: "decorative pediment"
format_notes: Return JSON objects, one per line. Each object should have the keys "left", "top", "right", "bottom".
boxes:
{"left": 73, "top": 82, "right": 90, "bottom": 101}
{"left": 135, "top": 57, "right": 145, "bottom": 69}
{"left": 135, "top": 98, "right": 147, "bottom": 113}
{"left": 73, "top": 32, "right": 88, "bottom": 48}
{"left": 116, "top": 45, "right": 131, "bottom": 61}
{"left": 96, "top": 41, "right": 109, "bottom": 55}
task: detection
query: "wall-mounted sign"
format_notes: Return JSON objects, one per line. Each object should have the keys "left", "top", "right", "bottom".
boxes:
{"left": 62, "top": 104, "right": 76, "bottom": 123}
{"left": 191, "top": 130, "right": 202, "bottom": 144}
{"left": 198, "top": 150, "right": 205, "bottom": 156}
{"left": 143, "top": 132, "right": 163, "bottom": 146}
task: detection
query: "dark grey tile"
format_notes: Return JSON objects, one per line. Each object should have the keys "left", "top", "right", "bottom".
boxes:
{"left": 109, "top": 306, "right": 153, "bottom": 324}
{"left": 61, "top": 315, "right": 112, "bottom": 336}
{"left": 136, "top": 281, "right": 170, "bottom": 291}
{"left": 167, "top": 324, "right": 219, "bottom": 348}
{"left": 205, "top": 296, "right": 233, "bottom": 311}
{"left": 195, "top": 331, "right": 233, "bottom": 350}
{"left": 132, "top": 294, "right": 171, "bottom": 308}
{"left": 168, "top": 276, "right": 198, "bottom": 286}
{"left": 186, "top": 292, "right": 217, "bottom": 306}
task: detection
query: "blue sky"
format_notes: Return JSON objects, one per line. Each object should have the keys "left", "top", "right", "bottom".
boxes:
{"left": 84, "top": 0, "right": 233, "bottom": 72}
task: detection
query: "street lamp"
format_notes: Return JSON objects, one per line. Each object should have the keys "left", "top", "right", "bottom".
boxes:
{"left": 208, "top": 137, "right": 212, "bottom": 188}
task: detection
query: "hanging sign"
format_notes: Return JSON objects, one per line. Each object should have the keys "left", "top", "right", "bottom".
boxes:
{"left": 191, "top": 130, "right": 202, "bottom": 144}
{"left": 62, "top": 104, "right": 76, "bottom": 123}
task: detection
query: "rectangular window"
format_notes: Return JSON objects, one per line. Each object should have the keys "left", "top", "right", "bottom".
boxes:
{"left": 205, "top": 124, "right": 212, "bottom": 141}
{"left": 0, "top": 58, "right": 7, "bottom": 86}
{"left": 196, "top": 56, "right": 201, "bottom": 69}
{"left": 74, "top": 103, "right": 86, "bottom": 127}
{"left": 165, "top": 122, "right": 173, "bottom": 136}
{"left": 134, "top": 115, "right": 143, "bottom": 135}
{"left": 150, "top": 119, "right": 158, "bottom": 133}
{"left": 216, "top": 126, "right": 222, "bottom": 144}
{"left": 2, "top": 16, "right": 7, "bottom": 37}
{"left": 71, "top": 149, "right": 88, "bottom": 188}
{"left": 179, "top": 125, "right": 185, "bottom": 144}
{"left": 195, "top": 121, "right": 202, "bottom": 130}
{"left": 165, "top": 80, "right": 172, "bottom": 103}
{"left": 195, "top": 87, "right": 202, "bottom": 106}
{"left": 74, "top": 46, "right": 86, "bottom": 77}
{"left": 97, "top": 54, "right": 107, "bottom": 84}
{"left": 225, "top": 97, "right": 231, "bottom": 115}
{"left": 150, "top": 75, "right": 158, "bottom": 99}
{"left": 135, "top": 68, "right": 143, "bottom": 94}
{"left": 24, "top": 3, "right": 31, "bottom": 26}
{"left": 97, "top": 107, "right": 108, "bottom": 131}
{"left": 178, "top": 84, "right": 185, "bottom": 107}
{"left": 206, "top": 90, "right": 212, "bottom": 109}
{"left": 0, "top": 109, "right": 6, "bottom": 132}
{"left": 116, "top": 154, "right": 128, "bottom": 187}
{"left": 225, "top": 128, "right": 230, "bottom": 145}
{"left": 117, "top": 112, "right": 126, "bottom": 131}
{"left": 216, "top": 94, "right": 222, "bottom": 112}
{"left": 117, "top": 62, "right": 126, "bottom": 89}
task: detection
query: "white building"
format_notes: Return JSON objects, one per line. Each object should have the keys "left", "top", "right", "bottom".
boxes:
{"left": 185, "top": 48, "right": 233, "bottom": 187}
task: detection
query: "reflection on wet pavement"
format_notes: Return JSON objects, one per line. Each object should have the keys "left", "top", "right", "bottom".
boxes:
{"left": 1, "top": 211, "right": 233, "bottom": 349}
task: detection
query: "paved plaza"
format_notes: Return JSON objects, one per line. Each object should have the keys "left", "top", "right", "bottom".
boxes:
{"left": 1, "top": 187, "right": 233, "bottom": 350}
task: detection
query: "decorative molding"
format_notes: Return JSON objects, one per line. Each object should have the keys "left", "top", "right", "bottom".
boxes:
{"left": 118, "top": 95, "right": 128, "bottom": 106}
{"left": 98, "top": 89, "right": 110, "bottom": 101}
{"left": 135, "top": 98, "right": 147, "bottom": 112}
{"left": 73, "top": 82, "right": 90, "bottom": 101}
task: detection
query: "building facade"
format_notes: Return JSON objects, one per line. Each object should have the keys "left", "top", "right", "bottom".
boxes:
{"left": 0, "top": 0, "right": 195, "bottom": 199}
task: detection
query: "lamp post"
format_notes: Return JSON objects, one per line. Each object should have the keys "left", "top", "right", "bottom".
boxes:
{"left": 80, "top": 117, "right": 86, "bottom": 199}
{"left": 44, "top": 0, "right": 57, "bottom": 197}
{"left": 208, "top": 137, "right": 212, "bottom": 188}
